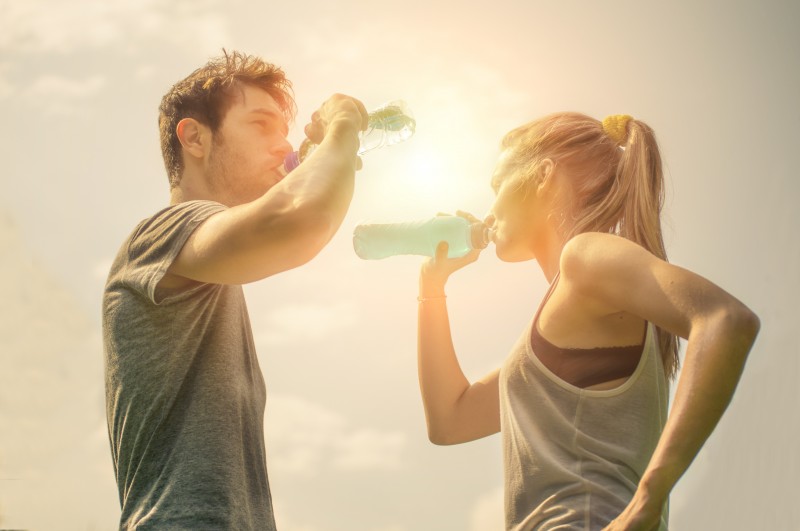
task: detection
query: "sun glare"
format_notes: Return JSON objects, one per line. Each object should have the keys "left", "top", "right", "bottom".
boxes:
{"left": 401, "top": 145, "right": 481, "bottom": 214}
{"left": 407, "top": 148, "right": 449, "bottom": 195}
{"left": 354, "top": 96, "right": 497, "bottom": 222}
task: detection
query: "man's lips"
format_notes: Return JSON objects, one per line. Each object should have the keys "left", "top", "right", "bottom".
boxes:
{"left": 267, "top": 165, "right": 288, "bottom": 187}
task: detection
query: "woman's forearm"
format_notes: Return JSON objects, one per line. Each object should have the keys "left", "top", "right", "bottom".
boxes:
{"left": 417, "top": 293, "right": 473, "bottom": 444}
{"left": 638, "top": 304, "right": 760, "bottom": 505}
{"left": 416, "top": 246, "right": 500, "bottom": 445}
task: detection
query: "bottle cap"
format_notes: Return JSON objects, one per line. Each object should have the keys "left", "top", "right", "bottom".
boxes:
{"left": 470, "top": 222, "right": 492, "bottom": 250}
{"left": 283, "top": 151, "right": 301, "bottom": 173}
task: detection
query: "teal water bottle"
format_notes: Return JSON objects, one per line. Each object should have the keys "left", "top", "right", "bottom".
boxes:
{"left": 283, "top": 100, "right": 416, "bottom": 172}
{"left": 353, "top": 216, "right": 492, "bottom": 260}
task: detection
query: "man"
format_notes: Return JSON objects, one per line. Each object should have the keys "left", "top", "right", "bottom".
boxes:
{"left": 102, "top": 50, "right": 368, "bottom": 529}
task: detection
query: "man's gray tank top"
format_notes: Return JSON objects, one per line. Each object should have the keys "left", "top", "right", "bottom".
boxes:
{"left": 499, "top": 276, "right": 670, "bottom": 530}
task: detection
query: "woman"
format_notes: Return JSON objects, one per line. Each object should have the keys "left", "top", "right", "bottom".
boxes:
{"left": 416, "top": 113, "right": 759, "bottom": 530}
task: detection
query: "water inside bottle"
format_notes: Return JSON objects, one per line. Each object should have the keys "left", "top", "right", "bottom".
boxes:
{"left": 359, "top": 101, "right": 416, "bottom": 154}
{"left": 283, "top": 100, "right": 416, "bottom": 170}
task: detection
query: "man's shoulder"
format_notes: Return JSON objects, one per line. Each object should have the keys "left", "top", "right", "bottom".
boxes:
{"left": 104, "top": 201, "right": 226, "bottom": 300}
{"left": 134, "top": 200, "right": 226, "bottom": 237}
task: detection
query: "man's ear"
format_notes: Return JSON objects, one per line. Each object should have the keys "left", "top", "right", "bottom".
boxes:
{"left": 176, "top": 118, "right": 209, "bottom": 159}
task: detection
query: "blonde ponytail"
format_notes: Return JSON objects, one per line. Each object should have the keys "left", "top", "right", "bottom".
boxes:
{"left": 609, "top": 118, "right": 679, "bottom": 379}
{"left": 502, "top": 112, "right": 680, "bottom": 380}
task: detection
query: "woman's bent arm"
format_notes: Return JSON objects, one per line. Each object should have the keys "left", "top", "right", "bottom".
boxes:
{"left": 417, "top": 242, "right": 500, "bottom": 445}
{"left": 562, "top": 233, "right": 760, "bottom": 527}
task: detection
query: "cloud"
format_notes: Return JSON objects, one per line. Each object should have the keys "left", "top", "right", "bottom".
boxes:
{"left": 0, "top": 0, "right": 229, "bottom": 55}
{"left": 255, "top": 301, "right": 360, "bottom": 345}
{"left": 265, "top": 394, "right": 407, "bottom": 475}
{"left": 2, "top": 0, "right": 156, "bottom": 53}
{"left": 0, "top": 64, "right": 14, "bottom": 100}
{"left": 331, "top": 428, "right": 406, "bottom": 470}
{"left": 23, "top": 74, "right": 107, "bottom": 115}
{"left": 29, "top": 74, "right": 106, "bottom": 98}
{"left": 0, "top": 213, "right": 117, "bottom": 530}
{"left": 270, "top": 501, "right": 323, "bottom": 531}
{"left": 292, "top": 16, "right": 367, "bottom": 67}
{"left": 93, "top": 258, "right": 113, "bottom": 281}
{"left": 469, "top": 486, "right": 504, "bottom": 531}
{"left": 272, "top": 503, "right": 408, "bottom": 531}
{"left": 134, "top": 64, "right": 157, "bottom": 81}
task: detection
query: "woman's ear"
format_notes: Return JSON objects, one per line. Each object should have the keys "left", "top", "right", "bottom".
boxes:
{"left": 176, "top": 118, "right": 209, "bottom": 160}
{"left": 535, "top": 158, "right": 556, "bottom": 194}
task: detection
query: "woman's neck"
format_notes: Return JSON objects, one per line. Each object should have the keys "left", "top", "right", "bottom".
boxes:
{"left": 538, "top": 242, "right": 563, "bottom": 284}
{"left": 535, "top": 219, "right": 571, "bottom": 284}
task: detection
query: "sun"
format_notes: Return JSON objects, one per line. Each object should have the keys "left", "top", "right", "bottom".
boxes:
{"left": 397, "top": 144, "right": 486, "bottom": 216}
{"left": 407, "top": 147, "right": 453, "bottom": 197}
{"left": 351, "top": 100, "right": 497, "bottom": 222}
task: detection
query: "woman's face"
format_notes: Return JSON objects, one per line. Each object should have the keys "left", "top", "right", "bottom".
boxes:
{"left": 487, "top": 149, "right": 544, "bottom": 262}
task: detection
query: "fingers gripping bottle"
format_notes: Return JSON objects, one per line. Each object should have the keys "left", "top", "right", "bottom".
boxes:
{"left": 353, "top": 216, "right": 493, "bottom": 260}
{"left": 283, "top": 100, "right": 416, "bottom": 172}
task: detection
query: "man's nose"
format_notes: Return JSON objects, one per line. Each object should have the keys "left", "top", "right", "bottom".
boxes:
{"left": 271, "top": 137, "right": 293, "bottom": 159}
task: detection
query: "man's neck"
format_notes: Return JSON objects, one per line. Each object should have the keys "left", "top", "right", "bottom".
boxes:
{"left": 169, "top": 187, "right": 190, "bottom": 205}
{"left": 170, "top": 172, "right": 216, "bottom": 205}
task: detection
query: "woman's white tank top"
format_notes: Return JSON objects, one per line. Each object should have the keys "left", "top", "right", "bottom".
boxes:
{"left": 499, "top": 282, "right": 670, "bottom": 530}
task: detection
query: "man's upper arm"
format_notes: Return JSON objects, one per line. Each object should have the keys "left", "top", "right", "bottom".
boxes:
{"left": 166, "top": 195, "right": 331, "bottom": 286}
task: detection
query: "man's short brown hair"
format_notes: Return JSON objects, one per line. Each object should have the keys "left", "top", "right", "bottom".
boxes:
{"left": 158, "top": 50, "right": 296, "bottom": 187}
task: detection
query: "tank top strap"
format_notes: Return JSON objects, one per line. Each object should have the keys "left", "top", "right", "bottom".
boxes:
{"left": 532, "top": 271, "right": 561, "bottom": 329}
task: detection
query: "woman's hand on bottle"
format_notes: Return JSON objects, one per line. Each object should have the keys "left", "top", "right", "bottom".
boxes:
{"left": 419, "top": 211, "right": 482, "bottom": 293}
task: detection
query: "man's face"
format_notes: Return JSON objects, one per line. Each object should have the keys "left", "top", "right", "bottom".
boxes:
{"left": 206, "top": 84, "right": 291, "bottom": 206}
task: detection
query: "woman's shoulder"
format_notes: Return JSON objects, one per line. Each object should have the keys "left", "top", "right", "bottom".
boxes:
{"left": 559, "top": 232, "right": 661, "bottom": 295}
{"left": 546, "top": 233, "right": 655, "bottom": 341}
{"left": 561, "top": 231, "right": 650, "bottom": 268}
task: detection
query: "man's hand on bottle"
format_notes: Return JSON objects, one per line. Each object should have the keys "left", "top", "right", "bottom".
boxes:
{"left": 304, "top": 94, "right": 368, "bottom": 145}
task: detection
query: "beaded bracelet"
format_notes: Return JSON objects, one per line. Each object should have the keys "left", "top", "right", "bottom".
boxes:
{"left": 417, "top": 295, "right": 447, "bottom": 302}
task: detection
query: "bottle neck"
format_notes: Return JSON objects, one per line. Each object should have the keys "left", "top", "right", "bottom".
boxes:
{"left": 283, "top": 100, "right": 414, "bottom": 173}
{"left": 470, "top": 222, "right": 492, "bottom": 249}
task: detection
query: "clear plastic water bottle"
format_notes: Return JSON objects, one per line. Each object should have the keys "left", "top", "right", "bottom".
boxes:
{"left": 353, "top": 216, "right": 493, "bottom": 260}
{"left": 283, "top": 100, "right": 416, "bottom": 172}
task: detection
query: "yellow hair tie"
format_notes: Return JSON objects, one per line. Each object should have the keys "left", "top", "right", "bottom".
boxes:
{"left": 602, "top": 114, "right": 633, "bottom": 145}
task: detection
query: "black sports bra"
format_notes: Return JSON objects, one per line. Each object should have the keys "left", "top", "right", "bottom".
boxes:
{"left": 531, "top": 322, "right": 645, "bottom": 388}
{"left": 531, "top": 272, "right": 646, "bottom": 389}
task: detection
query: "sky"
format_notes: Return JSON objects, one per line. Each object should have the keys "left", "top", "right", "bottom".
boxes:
{"left": 0, "top": 0, "right": 798, "bottom": 529}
